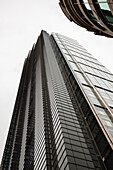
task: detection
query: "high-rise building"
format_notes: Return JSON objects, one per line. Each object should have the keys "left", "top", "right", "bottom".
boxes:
{"left": 59, "top": 0, "right": 113, "bottom": 37}
{"left": 1, "top": 30, "right": 113, "bottom": 170}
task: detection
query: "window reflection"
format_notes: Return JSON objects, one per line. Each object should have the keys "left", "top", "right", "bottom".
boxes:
{"left": 83, "top": 0, "right": 113, "bottom": 24}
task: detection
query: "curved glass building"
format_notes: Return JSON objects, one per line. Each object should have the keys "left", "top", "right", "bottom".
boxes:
{"left": 59, "top": 0, "right": 113, "bottom": 37}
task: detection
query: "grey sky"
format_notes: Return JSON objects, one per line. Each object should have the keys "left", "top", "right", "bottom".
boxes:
{"left": 0, "top": 0, "right": 113, "bottom": 161}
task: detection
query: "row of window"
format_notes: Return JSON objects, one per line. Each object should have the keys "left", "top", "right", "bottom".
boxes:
{"left": 51, "top": 35, "right": 104, "bottom": 169}
{"left": 51, "top": 33, "right": 112, "bottom": 170}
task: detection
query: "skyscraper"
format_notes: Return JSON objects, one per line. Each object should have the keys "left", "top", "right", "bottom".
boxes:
{"left": 59, "top": 0, "right": 113, "bottom": 37}
{"left": 1, "top": 31, "right": 113, "bottom": 170}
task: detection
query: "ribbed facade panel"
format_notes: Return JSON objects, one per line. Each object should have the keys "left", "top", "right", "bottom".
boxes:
{"left": 59, "top": 0, "right": 113, "bottom": 37}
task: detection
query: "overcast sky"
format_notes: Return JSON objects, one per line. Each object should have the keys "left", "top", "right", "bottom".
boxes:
{"left": 0, "top": 0, "right": 113, "bottom": 162}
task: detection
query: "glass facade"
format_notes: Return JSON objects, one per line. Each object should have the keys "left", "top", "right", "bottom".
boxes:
{"left": 83, "top": 0, "right": 113, "bottom": 24}
{"left": 53, "top": 33, "right": 113, "bottom": 140}
{"left": 1, "top": 31, "right": 113, "bottom": 170}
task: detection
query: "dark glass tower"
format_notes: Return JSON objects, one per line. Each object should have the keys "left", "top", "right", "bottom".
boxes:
{"left": 1, "top": 31, "right": 113, "bottom": 170}
{"left": 59, "top": 0, "right": 113, "bottom": 37}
